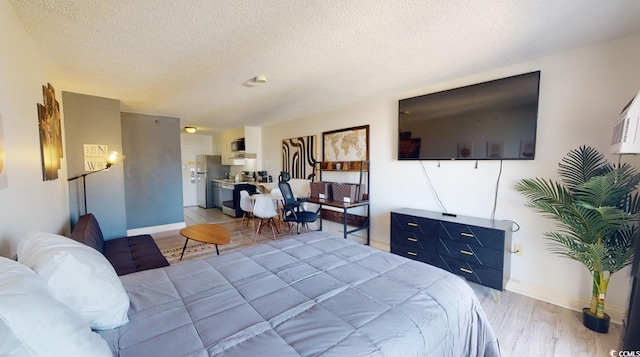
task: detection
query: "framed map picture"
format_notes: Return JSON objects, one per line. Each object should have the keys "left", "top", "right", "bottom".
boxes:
{"left": 322, "top": 125, "right": 369, "bottom": 162}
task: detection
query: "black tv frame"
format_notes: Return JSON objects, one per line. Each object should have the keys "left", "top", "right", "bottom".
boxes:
{"left": 398, "top": 71, "right": 541, "bottom": 161}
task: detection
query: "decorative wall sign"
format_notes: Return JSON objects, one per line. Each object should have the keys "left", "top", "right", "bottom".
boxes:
{"left": 322, "top": 125, "right": 369, "bottom": 162}
{"left": 0, "top": 116, "right": 7, "bottom": 189}
{"left": 83, "top": 144, "right": 109, "bottom": 171}
{"left": 282, "top": 136, "right": 317, "bottom": 179}
{"left": 37, "top": 83, "right": 63, "bottom": 180}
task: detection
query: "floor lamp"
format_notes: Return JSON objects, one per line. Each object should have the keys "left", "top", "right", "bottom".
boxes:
{"left": 67, "top": 151, "right": 125, "bottom": 215}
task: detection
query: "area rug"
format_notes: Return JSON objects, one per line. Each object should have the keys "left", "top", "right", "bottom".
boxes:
{"left": 156, "top": 223, "right": 295, "bottom": 265}
{"left": 161, "top": 239, "right": 242, "bottom": 265}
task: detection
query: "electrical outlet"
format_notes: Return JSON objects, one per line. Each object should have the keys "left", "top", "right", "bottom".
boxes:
{"left": 514, "top": 244, "right": 524, "bottom": 256}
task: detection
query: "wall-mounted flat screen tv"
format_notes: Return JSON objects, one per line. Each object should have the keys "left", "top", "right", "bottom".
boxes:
{"left": 398, "top": 71, "right": 540, "bottom": 160}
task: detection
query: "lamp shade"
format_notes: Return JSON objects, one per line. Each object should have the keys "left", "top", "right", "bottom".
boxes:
{"left": 68, "top": 150, "right": 125, "bottom": 215}
{"left": 105, "top": 151, "right": 125, "bottom": 167}
{"left": 185, "top": 127, "right": 197, "bottom": 134}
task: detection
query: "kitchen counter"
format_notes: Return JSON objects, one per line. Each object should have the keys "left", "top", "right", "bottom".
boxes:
{"left": 212, "top": 179, "right": 266, "bottom": 185}
{"left": 211, "top": 179, "right": 242, "bottom": 184}
{"left": 212, "top": 179, "right": 275, "bottom": 193}
{"left": 214, "top": 179, "right": 309, "bottom": 196}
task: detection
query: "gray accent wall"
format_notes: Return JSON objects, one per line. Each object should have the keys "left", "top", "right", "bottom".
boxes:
{"left": 121, "top": 112, "right": 184, "bottom": 229}
{"left": 62, "top": 92, "right": 128, "bottom": 239}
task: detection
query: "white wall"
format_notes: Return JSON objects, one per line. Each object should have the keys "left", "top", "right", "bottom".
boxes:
{"left": 262, "top": 33, "right": 640, "bottom": 322}
{"left": 0, "top": 2, "right": 70, "bottom": 257}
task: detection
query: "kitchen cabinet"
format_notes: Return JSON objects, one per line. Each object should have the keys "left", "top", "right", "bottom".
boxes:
{"left": 390, "top": 208, "right": 512, "bottom": 291}
{"left": 220, "top": 140, "right": 246, "bottom": 165}
{"left": 211, "top": 181, "right": 220, "bottom": 208}
{"left": 244, "top": 126, "right": 261, "bottom": 154}
{"left": 219, "top": 126, "right": 261, "bottom": 165}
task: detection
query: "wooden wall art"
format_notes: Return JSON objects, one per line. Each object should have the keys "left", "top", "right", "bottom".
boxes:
{"left": 282, "top": 135, "right": 317, "bottom": 179}
{"left": 37, "top": 83, "right": 63, "bottom": 180}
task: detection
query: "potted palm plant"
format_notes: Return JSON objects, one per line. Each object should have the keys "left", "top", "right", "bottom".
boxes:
{"left": 515, "top": 146, "right": 640, "bottom": 333}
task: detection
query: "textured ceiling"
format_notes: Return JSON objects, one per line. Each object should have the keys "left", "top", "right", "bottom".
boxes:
{"left": 10, "top": 0, "right": 640, "bottom": 133}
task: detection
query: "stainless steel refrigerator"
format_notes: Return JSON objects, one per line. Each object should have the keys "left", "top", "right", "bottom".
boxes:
{"left": 196, "top": 155, "right": 230, "bottom": 208}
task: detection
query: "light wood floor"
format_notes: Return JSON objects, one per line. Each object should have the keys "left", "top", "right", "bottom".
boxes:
{"left": 175, "top": 206, "right": 626, "bottom": 356}
{"left": 473, "top": 285, "right": 623, "bottom": 356}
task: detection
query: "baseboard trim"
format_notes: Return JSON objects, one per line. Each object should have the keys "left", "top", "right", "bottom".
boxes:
{"left": 506, "top": 278, "right": 626, "bottom": 324}
{"left": 127, "top": 222, "right": 186, "bottom": 236}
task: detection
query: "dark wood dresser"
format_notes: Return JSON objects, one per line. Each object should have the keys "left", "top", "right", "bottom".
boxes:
{"left": 391, "top": 208, "right": 513, "bottom": 291}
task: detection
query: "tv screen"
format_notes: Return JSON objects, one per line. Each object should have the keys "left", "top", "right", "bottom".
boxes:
{"left": 398, "top": 71, "right": 540, "bottom": 160}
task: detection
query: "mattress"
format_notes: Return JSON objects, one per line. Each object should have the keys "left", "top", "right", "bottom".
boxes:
{"left": 98, "top": 231, "right": 500, "bottom": 356}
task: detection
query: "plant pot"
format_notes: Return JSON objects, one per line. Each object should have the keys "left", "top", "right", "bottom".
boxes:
{"left": 582, "top": 308, "right": 610, "bottom": 333}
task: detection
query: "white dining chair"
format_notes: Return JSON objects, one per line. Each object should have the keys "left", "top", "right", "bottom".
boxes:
{"left": 252, "top": 195, "right": 279, "bottom": 241}
{"left": 239, "top": 190, "right": 254, "bottom": 227}
{"left": 270, "top": 187, "right": 284, "bottom": 230}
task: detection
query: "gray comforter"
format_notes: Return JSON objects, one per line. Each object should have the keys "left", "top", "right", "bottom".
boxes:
{"left": 98, "top": 231, "right": 500, "bottom": 356}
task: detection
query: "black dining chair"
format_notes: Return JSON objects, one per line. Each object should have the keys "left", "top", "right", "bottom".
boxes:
{"left": 278, "top": 181, "right": 317, "bottom": 234}
{"left": 278, "top": 171, "right": 291, "bottom": 183}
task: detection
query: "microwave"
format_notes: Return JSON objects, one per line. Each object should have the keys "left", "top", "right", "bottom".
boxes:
{"left": 231, "top": 138, "right": 245, "bottom": 152}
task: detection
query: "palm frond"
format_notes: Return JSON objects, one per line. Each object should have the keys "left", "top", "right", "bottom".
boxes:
{"left": 624, "top": 192, "right": 640, "bottom": 216}
{"left": 601, "top": 245, "right": 634, "bottom": 273}
{"left": 558, "top": 146, "right": 608, "bottom": 190}
{"left": 574, "top": 175, "right": 629, "bottom": 208}
{"left": 516, "top": 146, "right": 638, "bottom": 277}
{"left": 515, "top": 178, "right": 572, "bottom": 206}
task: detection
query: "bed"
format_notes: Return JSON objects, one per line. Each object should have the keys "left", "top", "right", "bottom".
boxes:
{"left": 97, "top": 231, "right": 500, "bottom": 356}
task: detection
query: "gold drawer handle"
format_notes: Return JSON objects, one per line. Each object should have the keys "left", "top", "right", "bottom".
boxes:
{"left": 407, "top": 222, "right": 418, "bottom": 227}
{"left": 460, "top": 232, "right": 474, "bottom": 238}
{"left": 407, "top": 237, "right": 418, "bottom": 242}
{"left": 460, "top": 250, "right": 474, "bottom": 256}
{"left": 407, "top": 251, "right": 418, "bottom": 256}
{"left": 459, "top": 267, "right": 473, "bottom": 274}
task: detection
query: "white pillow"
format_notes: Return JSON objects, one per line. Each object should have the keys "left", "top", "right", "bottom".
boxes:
{"left": 0, "top": 256, "right": 112, "bottom": 357}
{"left": 17, "top": 231, "right": 129, "bottom": 330}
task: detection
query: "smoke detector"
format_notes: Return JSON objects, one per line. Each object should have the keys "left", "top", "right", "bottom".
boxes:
{"left": 242, "top": 75, "right": 268, "bottom": 88}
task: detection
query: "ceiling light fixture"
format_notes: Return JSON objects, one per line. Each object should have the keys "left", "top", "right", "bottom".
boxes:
{"left": 185, "top": 127, "right": 197, "bottom": 134}
{"left": 242, "top": 75, "right": 268, "bottom": 88}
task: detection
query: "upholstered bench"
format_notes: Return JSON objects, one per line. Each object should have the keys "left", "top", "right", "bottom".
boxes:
{"left": 70, "top": 213, "right": 169, "bottom": 275}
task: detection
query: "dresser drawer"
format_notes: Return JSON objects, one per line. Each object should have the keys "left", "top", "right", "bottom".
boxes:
{"left": 390, "top": 208, "right": 511, "bottom": 292}
{"left": 391, "top": 228, "right": 437, "bottom": 253}
{"left": 438, "top": 239, "right": 504, "bottom": 270}
{"left": 391, "top": 241, "right": 437, "bottom": 266}
{"left": 437, "top": 255, "right": 505, "bottom": 290}
{"left": 440, "top": 222, "right": 504, "bottom": 250}
{"left": 391, "top": 213, "right": 439, "bottom": 235}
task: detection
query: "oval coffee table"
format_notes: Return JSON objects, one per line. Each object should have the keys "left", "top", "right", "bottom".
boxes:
{"left": 179, "top": 224, "right": 231, "bottom": 261}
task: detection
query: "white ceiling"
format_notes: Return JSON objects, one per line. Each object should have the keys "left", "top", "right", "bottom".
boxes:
{"left": 10, "top": 0, "right": 640, "bottom": 133}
